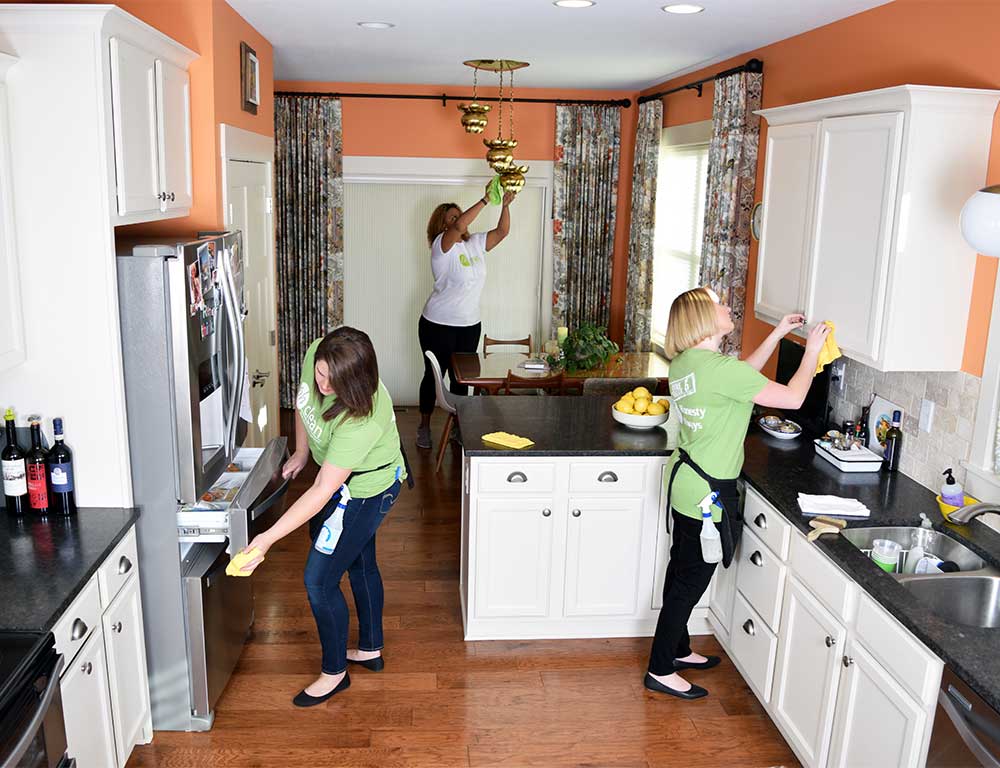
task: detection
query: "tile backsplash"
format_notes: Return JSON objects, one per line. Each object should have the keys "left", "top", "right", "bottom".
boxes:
{"left": 827, "top": 358, "right": 981, "bottom": 494}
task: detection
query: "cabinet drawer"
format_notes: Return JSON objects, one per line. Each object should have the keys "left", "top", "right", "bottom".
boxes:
{"left": 569, "top": 463, "right": 644, "bottom": 494}
{"left": 737, "top": 526, "right": 787, "bottom": 631}
{"left": 855, "top": 593, "right": 942, "bottom": 707}
{"left": 99, "top": 526, "right": 138, "bottom": 607}
{"left": 730, "top": 593, "right": 779, "bottom": 703}
{"left": 744, "top": 487, "right": 791, "bottom": 561}
{"left": 789, "top": 529, "right": 856, "bottom": 623}
{"left": 53, "top": 576, "right": 101, "bottom": 671}
{"left": 478, "top": 463, "right": 555, "bottom": 494}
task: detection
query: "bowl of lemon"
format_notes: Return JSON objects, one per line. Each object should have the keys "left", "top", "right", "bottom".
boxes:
{"left": 611, "top": 387, "right": 669, "bottom": 430}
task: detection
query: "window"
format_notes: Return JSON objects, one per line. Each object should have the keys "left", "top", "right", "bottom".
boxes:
{"left": 650, "top": 121, "right": 712, "bottom": 351}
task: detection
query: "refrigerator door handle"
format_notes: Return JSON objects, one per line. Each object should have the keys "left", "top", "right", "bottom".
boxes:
{"left": 219, "top": 247, "right": 244, "bottom": 461}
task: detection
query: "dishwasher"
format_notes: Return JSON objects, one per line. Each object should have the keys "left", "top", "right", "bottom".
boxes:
{"left": 927, "top": 666, "right": 1000, "bottom": 767}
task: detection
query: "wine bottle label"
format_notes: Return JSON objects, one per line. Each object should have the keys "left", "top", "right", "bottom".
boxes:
{"left": 2, "top": 459, "right": 27, "bottom": 495}
{"left": 50, "top": 462, "right": 74, "bottom": 491}
{"left": 27, "top": 464, "right": 48, "bottom": 508}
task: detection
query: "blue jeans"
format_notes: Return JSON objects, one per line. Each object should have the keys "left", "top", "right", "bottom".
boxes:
{"left": 304, "top": 480, "right": 401, "bottom": 675}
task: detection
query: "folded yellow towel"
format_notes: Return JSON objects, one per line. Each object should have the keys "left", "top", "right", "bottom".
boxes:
{"left": 482, "top": 431, "right": 535, "bottom": 450}
{"left": 226, "top": 547, "right": 262, "bottom": 577}
{"left": 815, "top": 321, "right": 842, "bottom": 375}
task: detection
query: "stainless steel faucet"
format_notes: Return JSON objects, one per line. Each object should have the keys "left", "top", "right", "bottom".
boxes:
{"left": 948, "top": 502, "right": 1000, "bottom": 525}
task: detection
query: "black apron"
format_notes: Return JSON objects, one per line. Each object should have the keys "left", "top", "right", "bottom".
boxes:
{"left": 665, "top": 447, "right": 742, "bottom": 568}
{"left": 351, "top": 439, "right": 415, "bottom": 490}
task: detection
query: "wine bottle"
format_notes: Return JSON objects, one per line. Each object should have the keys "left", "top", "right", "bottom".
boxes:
{"left": 883, "top": 410, "right": 903, "bottom": 473}
{"left": 48, "top": 417, "right": 76, "bottom": 515}
{"left": 2, "top": 408, "right": 28, "bottom": 515}
{"left": 858, "top": 406, "right": 871, "bottom": 448}
{"left": 26, "top": 416, "right": 49, "bottom": 515}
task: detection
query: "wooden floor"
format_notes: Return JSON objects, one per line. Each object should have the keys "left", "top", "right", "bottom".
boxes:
{"left": 128, "top": 408, "right": 800, "bottom": 768}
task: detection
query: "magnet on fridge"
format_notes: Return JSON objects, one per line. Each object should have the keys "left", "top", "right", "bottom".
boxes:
{"left": 188, "top": 262, "right": 203, "bottom": 316}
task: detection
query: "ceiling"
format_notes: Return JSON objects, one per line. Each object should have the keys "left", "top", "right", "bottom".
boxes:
{"left": 230, "top": 0, "right": 893, "bottom": 91}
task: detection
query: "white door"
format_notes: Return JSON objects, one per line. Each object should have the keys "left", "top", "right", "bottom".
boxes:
{"left": 344, "top": 182, "right": 546, "bottom": 404}
{"left": 61, "top": 631, "right": 117, "bottom": 768}
{"left": 772, "top": 577, "right": 846, "bottom": 768}
{"left": 805, "top": 112, "right": 903, "bottom": 364}
{"left": 155, "top": 59, "right": 192, "bottom": 211}
{"left": 0, "top": 79, "right": 24, "bottom": 372}
{"left": 109, "top": 38, "right": 160, "bottom": 217}
{"left": 563, "top": 498, "right": 643, "bottom": 617}
{"left": 828, "top": 638, "right": 927, "bottom": 768}
{"left": 755, "top": 121, "right": 819, "bottom": 325}
{"left": 103, "top": 577, "right": 152, "bottom": 767}
{"left": 228, "top": 159, "right": 278, "bottom": 447}
{"left": 475, "top": 497, "right": 555, "bottom": 618}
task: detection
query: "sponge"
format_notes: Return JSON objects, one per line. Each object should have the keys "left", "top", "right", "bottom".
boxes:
{"left": 815, "top": 321, "right": 842, "bottom": 375}
{"left": 226, "top": 547, "right": 263, "bottom": 577}
{"left": 486, "top": 175, "right": 503, "bottom": 206}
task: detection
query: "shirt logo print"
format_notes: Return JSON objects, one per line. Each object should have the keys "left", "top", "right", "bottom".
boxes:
{"left": 296, "top": 382, "right": 310, "bottom": 410}
{"left": 670, "top": 373, "right": 697, "bottom": 401}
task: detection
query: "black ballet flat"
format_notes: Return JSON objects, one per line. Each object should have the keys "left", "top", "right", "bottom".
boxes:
{"left": 672, "top": 655, "right": 721, "bottom": 671}
{"left": 643, "top": 673, "right": 708, "bottom": 700}
{"left": 347, "top": 655, "right": 384, "bottom": 672}
{"left": 292, "top": 672, "right": 350, "bottom": 707}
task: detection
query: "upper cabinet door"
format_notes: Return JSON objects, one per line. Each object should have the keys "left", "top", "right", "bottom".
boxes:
{"left": 0, "top": 73, "right": 25, "bottom": 373}
{"left": 109, "top": 38, "right": 160, "bottom": 217}
{"left": 805, "top": 112, "right": 903, "bottom": 364}
{"left": 155, "top": 59, "right": 192, "bottom": 212}
{"left": 755, "top": 121, "right": 819, "bottom": 325}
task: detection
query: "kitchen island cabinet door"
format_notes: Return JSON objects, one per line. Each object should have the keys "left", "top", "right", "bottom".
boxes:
{"left": 474, "top": 498, "right": 556, "bottom": 618}
{"left": 61, "top": 629, "right": 117, "bottom": 768}
{"left": 562, "top": 498, "right": 643, "bottom": 617}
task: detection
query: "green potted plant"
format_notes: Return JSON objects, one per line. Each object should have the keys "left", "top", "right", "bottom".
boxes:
{"left": 546, "top": 322, "right": 620, "bottom": 373}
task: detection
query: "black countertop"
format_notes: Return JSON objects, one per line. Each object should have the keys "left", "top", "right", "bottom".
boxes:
{"left": 0, "top": 508, "right": 139, "bottom": 632}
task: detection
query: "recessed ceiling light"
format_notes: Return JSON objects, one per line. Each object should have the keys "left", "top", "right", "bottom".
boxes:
{"left": 662, "top": 3, "right": 704, "bottom": 13}
{"left": 553, "top": 0, "right": 595, "bottom": 7}
{"left": 357, "top": 21, "right": 394, "bottom": 29}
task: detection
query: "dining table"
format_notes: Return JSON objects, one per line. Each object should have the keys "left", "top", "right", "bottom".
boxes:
{"left": 450, "top": 351, "right": 670, "bottom": 396}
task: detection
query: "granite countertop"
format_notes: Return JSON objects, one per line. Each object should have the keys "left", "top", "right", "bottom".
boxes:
{"left": 458, "top": 395, "right": 670, "bottom": 456}
{"left": 0, "top": 508, "right": 139, "bottom": 632}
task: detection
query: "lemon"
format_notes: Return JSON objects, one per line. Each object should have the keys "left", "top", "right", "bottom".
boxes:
{"left": 647, "top": 401, "right": 666, "bottom": 416}
{"left": 614, "top": 400, "right": 635, "bottom": 414}
{"left": 620, "top": 392, "right": 635, "bottom": 402}
{"left": 633, "top": 398, "right": 650, "bottom": 414}
{"left": 632, "top": 386, "right": 652, "bottom": 400}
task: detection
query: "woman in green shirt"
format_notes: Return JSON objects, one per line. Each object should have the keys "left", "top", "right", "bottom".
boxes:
{"left": 645, "top": 287, "right": 829, "bottom": 700}
{"left": 237, "top": 327, "right": 406, "bottom": 706}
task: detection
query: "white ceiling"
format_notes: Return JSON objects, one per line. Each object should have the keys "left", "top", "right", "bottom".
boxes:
{"left": 230, "top": 0, "right": 893, "bottom": 91}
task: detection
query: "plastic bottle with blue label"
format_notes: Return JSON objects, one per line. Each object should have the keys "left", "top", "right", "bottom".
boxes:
{"left": 314, "top": 484, "right": 351, "bottom": 555}
{"left": 697, "top": 491, "right": 723, "bottom": 564}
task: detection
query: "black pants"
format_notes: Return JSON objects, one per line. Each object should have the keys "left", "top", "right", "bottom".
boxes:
{"left": 648, "top": 509, "right": 722, "bottom": 676}
{"left": 418, "top": 316, "right": 481, "bottom": 415}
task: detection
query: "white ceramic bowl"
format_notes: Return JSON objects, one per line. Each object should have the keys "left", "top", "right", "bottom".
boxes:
{"left": 758, "top": 418, "right": 802, "bottom": 441}
{"left": 612, "top": 405, "right": 670, "bottom": 430}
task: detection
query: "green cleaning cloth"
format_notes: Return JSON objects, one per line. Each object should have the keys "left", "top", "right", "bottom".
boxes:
{"left": 486, "top": 175, "right": 503, "bottom": 206}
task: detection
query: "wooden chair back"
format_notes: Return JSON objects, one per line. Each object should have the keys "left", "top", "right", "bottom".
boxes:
{"left": 501, "top": 370, "right": 564, "bottom": 395}
{"left": 484, "top": 334, "right": 532, "bottom": 355}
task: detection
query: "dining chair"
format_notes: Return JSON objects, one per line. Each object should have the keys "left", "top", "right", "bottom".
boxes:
{"left": 582, "top": 377, "right": 659, "bottom": 397}
{"left": 424, "top": 350, "right": 461, "bottom": 474}
{"left": 483, "top": 334, "right": 532, "bottom": 355}
{"left": 502, "top": 370, "right": 564, "bottom": 395}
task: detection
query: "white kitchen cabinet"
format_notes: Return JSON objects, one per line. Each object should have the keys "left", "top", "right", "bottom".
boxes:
{"left": 729, "top": 592, "right": 778, "bottom": 703}
{"left": 828, "top": 638, "right": 927, "bottom": 768}
{"left": 755, "top": 86, "right": 1000, "bottom": 371}
{"left": 772, "top": 576, "right": 847, "bottom": 768}
{"left": 563, "top": 498, "right": 642, "bottom": 617}
{"left": 707, "top": 537, "right": 738, "bottom": 642}
{"left": 154, "top": 58, "right": 192, "bottom": 212}
{"left": 0, "top": 52, "right": 23, "bottom": 373}
{"left": 61, "top": 630, "right": 117, "bottom": 768}
{"left": 474, "top": 497, "right": 555, "bottom": 618}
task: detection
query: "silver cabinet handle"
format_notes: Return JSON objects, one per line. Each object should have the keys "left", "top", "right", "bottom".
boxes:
{"left": 542, "top": 509, "right": 552, "bottom": 517}
{"left": 754, "top": 513, "right": 767, "bottom": 530}
{"left": 169, "top": 192, "right": 176, "bottom": 202}
{"left": 70, "top": 619, "right": 88, "bottom": 641}
{"left": 742, "top": 619, "right": 755, "bottom": 636}
{"left": 750, "top": 551, "right": 764, "bottom": 567}
{"left": 118, "top": 555, "right": 132, "bottom": 575}
{"left": 572, "top": 509, "right": 582, "bottom": 517}
{"left": 825, "top": 636, "right": 836, "bottom": 648}
{"left": 81, "top": 661, "right": 93, "bottom": 675}
{"left": 506, "top": 471, "right": 527, "bottom": 483}
{"left": 112, "top": 622, "right": 123, "bottom": 634}
{"left": 842, "top": 655, "right": 854, "bottom": 668}
{"left": 597, "top": 471, "right": 618, "bottom": 483}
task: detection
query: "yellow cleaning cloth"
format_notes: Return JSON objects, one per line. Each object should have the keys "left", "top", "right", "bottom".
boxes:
{"left": 482, "top": 431, "right": 535, "bottom": 450}
{"left": 815, "top": 321, "right": 842, "bottom": 375}
{"left": 226, "top": 547, "right": 263, "bottom": 577}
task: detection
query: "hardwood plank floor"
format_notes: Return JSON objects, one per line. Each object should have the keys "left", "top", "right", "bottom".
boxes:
{"left": 127, "top": 408, "right": 799, "bottom": 768}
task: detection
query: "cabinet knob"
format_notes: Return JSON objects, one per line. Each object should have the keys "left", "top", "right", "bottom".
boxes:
{"left": 169, "top": 192, "right": 176, "bottom": 202}
{"left": 742, "top": 619, "right": 755, "bottom": 636}
{"left": 70, "top": 618, "right": 88, "bottom": 641}
{"left": 542, "top": 508, "right": 551, "bottom": 517}
{"left": 754, "top": 513, "right": 767, "bottom": 530}
{"left": 572, "top": 509, "right": 581, "bottom": 517}
{"left": 825, "top": 636, "right": 836, "bottom": 648}
{"left": 842, "top": 655, "right": 854, "bottom": 668}
{"left": 506, "top": 471, "right": 528, "bottom": 484}
{"left": 597, "top": 471, "right": 618, "bottom": 483}
{"left": 81, "top": 661, "right": 93, "bottom": 675}
{"left": 750, "top": 551, "right": 764, "bottom": 567}
{"left": 118, "top": 555, "right": 133, "bottom": 575}
{"left": 112, "top": 621, "right": 123, "bottom": 634}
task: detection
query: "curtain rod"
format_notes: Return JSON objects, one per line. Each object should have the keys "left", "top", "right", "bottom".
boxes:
{"left": 638, "top": 58, "right": 763, "bottom": 104}
{"left": 274, "top": 90, "right": 631, "bottom": 108}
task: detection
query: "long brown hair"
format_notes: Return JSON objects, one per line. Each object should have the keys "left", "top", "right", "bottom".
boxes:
{"left": 426, "top": 202, "right": 459, "bottom": 246}
{"left": 314, "top": 327, "right": 380, "bottom": 422}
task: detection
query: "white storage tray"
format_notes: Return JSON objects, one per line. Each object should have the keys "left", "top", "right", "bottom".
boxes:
{"left": 813, "top": 440, "right": 883, "bottom": 473}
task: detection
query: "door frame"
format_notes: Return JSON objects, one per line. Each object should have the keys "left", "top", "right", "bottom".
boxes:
{"left": 342, "top": 156, "right": 555, "bottom": 343}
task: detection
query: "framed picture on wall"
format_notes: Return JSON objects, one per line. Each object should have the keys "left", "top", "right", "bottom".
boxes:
{"left": 240, "top": 41, "right": 259, "bottom": 115}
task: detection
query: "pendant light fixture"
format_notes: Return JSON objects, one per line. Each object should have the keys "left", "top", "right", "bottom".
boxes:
{"left": 961, "top": 185, "right": 1000, "bottom": 257}
{"left": 457, "top": 64, "right": 490, "bottom": 134}
{"left": 463, "top": 59, "right": 530, "bottom": 191}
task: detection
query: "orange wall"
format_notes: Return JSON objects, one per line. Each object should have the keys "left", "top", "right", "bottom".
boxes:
{"left": 637, "top": 0, "right": 1000, "bottom": 377}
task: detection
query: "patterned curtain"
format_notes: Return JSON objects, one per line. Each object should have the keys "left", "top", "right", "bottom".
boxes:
{"left": 274, "top": 95, "right": 344, "bottom": 407}
{"left": 699, "top": 67, "right": 763, "bottom": 357}
{"left": 553, "top": 105, "right": 621, "bottom": 331}
{"left": 624, "top": 100, "right": 663, "bottom": 352}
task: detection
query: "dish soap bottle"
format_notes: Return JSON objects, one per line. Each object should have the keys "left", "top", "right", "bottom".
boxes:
{"left": 697, "top": 491, "right": 723, "bottom": 564}
{"left": 883, "top": 410, "right": 903, "bottom": 472}
{"left": 940, "top": 468, "right": 964, "bottom": 507}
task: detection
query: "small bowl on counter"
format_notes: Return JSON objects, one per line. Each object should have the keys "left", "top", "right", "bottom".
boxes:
{"left": 758, "top": 416, "right": 802, "bottom": 440}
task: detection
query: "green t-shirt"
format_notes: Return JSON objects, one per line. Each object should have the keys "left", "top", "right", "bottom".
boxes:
{"left": 296, "top": 338, "right": 405, "bottom": 497}
{"left": 665, "top": 348, "right": 768, "bottom": 521}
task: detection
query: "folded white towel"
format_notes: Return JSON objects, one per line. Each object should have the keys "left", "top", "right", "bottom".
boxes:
{"left": 797, "top": 493, "right": 871, "bottom": 518}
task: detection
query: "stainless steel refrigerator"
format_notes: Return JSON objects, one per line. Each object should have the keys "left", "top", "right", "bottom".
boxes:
{"left": 117, "top": 232, "right": 288, "bottom": 732}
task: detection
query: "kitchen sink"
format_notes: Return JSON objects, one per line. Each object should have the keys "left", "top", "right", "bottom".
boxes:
{"left": 839, "top": 526, "right": 987, "bottom": 573}
{"left": 899, "top": 576, "right": 1000, "bottom": 628}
